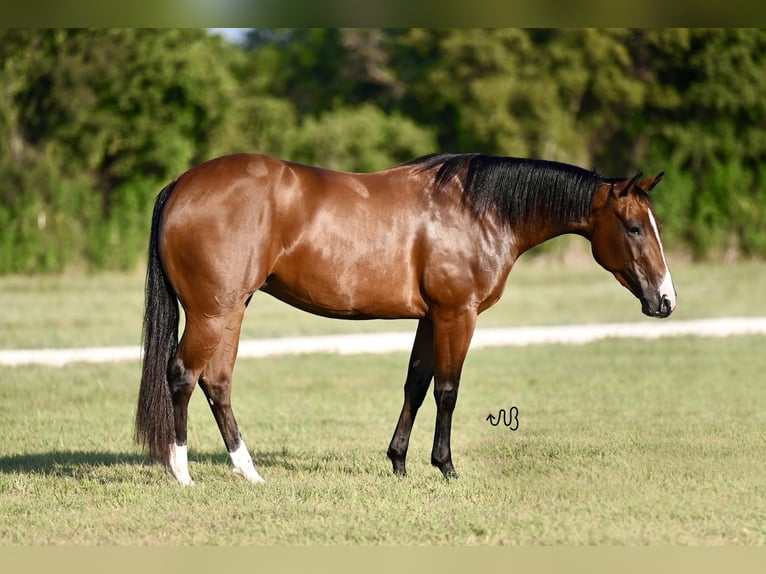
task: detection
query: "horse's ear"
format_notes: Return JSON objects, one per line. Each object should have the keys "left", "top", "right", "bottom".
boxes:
{"left": 593, "top": 182, "right": 614, "bottom": 209}
{"left": 619, "top": 172, "right": 643, "bottom": 197}
{"left": 641, "top": 171, "right": 664, "bottom": 192}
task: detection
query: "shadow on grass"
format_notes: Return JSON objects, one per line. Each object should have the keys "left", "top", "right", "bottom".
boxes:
{"left": 0, "top": 451, "right": 150, "bottom": 477}
{"left": 0, "top": 448, "right": 364, "bottom": 476}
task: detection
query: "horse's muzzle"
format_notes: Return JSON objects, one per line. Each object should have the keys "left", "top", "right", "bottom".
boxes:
{"left": 660, "top": 294, "right": 673, "bottom": 317}
{"left": 641, "top": 293, "right": 674, "bottom": 318}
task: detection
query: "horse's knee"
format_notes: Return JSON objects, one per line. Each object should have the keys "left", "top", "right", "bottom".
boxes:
{"left": 434, "top": 383, "right": 459, "bottom": 412}
{"left": 203, "top": 386, "right": 232, "bottom": 412}
{"left": 404, "top": 374, "right": 431, "bottom": 409}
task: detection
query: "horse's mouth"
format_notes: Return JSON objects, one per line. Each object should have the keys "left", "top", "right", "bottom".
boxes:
{"left": 640, "top": 293, "right": 674, "bottom": 318}
{"left": 615, "top": 270, "right": 675, "bottom": 319}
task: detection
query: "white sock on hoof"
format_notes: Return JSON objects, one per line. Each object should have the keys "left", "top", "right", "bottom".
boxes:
{"left": 168, "top": 443, "right": 194, "bottom": 486}
{"left": 230, "top": 440, "right": 265, "bottom": 484}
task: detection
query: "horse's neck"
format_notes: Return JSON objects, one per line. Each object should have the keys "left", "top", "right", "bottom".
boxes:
{"left": 510, "top": 207, "right": 592, "bottom": 257}
{"left": 498, "top": 175, "right": 598, "bottom": 257}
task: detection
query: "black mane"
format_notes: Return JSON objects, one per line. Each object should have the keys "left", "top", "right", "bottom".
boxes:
{"left": 404, "top": 153, "right": 606, "bottom": 227}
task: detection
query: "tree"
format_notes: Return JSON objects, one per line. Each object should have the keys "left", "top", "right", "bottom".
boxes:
{"left": 2, "top": 28, "right": 766, "bottom": 272}
{"left": 638, "top": 29, "right": 766, "bottom": 258}
{"left": 0, "top": 29, "right": 251, "bottom": 270}
{"left": 290, "top": 104, "right": 435, "bottom": 171}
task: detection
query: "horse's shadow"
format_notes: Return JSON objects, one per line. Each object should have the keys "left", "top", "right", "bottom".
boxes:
{"left": 0, "top": 451, "right": 167, "bottom": 478}
{"left": 0, "top": 448, "right": 325, "bottom": 478}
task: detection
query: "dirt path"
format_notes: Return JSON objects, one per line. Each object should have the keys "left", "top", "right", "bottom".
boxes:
{"left": 2, "top": 317, "right": 765, "bottom": 367}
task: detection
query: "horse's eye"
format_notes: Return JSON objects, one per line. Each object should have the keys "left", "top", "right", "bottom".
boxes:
{"left": 627, "top": 223, "right": 642, "bottom": 236}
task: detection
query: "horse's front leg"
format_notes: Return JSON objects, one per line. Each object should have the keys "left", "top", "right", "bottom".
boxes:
{"left": 387, "top": 318, "right": 435, "bottom": 476}
{"left": 430, "top": 306, "right": 477, "bottom": 479}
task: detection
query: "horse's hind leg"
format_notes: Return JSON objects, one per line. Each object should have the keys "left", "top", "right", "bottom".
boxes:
{"left": 198, "top": 304, "right": 265, "bottom": 484}
{"left": 167, "top": 313, "right": 227, "bottom": 486}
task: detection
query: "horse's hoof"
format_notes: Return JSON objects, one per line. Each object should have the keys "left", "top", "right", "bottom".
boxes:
{"left": 233, "top": 466, "right": 266, "bottom": 484}
{"left": 434, "top": 461, "right": 458, "bottom": 480}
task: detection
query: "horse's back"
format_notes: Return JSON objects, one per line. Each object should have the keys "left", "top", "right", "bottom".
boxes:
{"left": 158, "top": 153, "right": 434, "bottom": 319}
{"left": 164, "top": 152, "right": 420, "bottom": 221}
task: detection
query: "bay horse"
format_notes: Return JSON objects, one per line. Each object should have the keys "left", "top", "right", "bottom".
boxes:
{"left": 135, "top": 152, "right": 676, "bottom": 485}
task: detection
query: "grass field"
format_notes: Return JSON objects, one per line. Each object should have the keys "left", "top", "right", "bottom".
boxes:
{"left": 1, "top": 257, "right": 766, "bottom": 349}
{"left": 1, "top": 260, "right": 765, "bottom": 545}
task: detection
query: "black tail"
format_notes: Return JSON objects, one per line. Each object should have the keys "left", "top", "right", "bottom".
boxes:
{"left": 135, "top": 180, "right": 179, "bottom": 467}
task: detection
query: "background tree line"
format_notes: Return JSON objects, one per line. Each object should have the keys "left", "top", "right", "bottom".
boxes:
{"left": 1, "top": 28, "right": 765, "bottom": 273}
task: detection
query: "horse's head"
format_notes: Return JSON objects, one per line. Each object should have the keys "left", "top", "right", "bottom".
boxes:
{"left": 589, "top": 172, "right": 676, "bottom": 318}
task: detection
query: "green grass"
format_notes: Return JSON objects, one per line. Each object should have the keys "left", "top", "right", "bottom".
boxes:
{"left": 1, "top": 336, "right": 766, "bottom": 544}
{"left": 1, "top": 259, "right": 766, "bottom": 348}
{"left": 1, "top": 261, "right": 765, "bottom": 545}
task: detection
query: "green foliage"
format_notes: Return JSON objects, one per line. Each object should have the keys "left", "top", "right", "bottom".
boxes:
{"left": 0, "top": 29, "right": 249, "bottom": 272}
{"left": 0, "top": 143, "right": 95, "bottom": 273}
{"left": 1, "top": 28, "right": 765, "bottom": 273}
{"left": 641, "top": 29, "right": 766, "bottom": 259}
{"left": 216, "top": 94, "right": 299, "bottom": 159}
{"left": 291, "top": 104, "right": 435, "bottom": 171}
{"left": 86, "top": 177, "right": 158, "bottom": 270}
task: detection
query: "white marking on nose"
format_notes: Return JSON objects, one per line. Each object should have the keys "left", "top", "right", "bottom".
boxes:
{"left": 230, "top": 439, "right": 266, "bottom": 484}
{"left": 648, "top": 210, "right": 676, "bottom": 311}
{"left": 168, "top": 443, "right": 194, "bottom": 486}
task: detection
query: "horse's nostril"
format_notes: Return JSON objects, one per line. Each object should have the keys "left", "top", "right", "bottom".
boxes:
{"left": 660, "top": 295, "right": 671, "bottom": 314}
